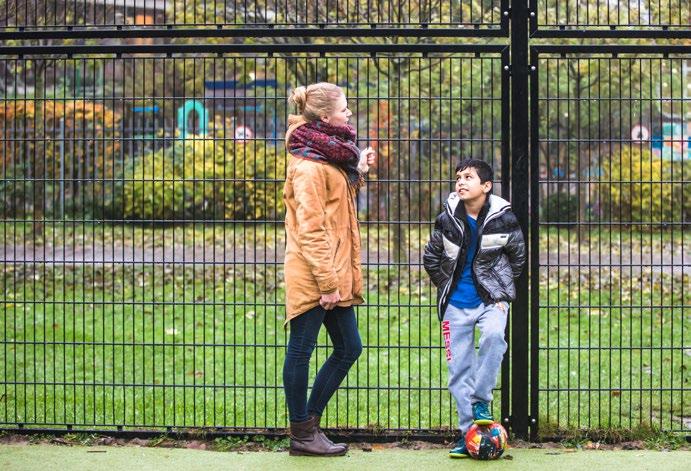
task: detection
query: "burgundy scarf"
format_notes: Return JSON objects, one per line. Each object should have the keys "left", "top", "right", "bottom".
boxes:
{"left": 288, "top": 121, "right": 363, "bottom": 189}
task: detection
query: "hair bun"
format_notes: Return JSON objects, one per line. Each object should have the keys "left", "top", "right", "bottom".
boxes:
{"left": 289, "top": 86, "right": 307, "bottom": 112}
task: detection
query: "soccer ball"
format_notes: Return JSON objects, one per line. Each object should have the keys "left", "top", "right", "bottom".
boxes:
{"left": 464, "top": 422, "right": 508, "bottom": 460}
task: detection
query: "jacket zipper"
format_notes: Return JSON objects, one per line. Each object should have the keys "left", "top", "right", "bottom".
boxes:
{"left": 472, "top": 205, "right": 511, "bottom": 299}
{"left": 438, "top": 203, "right": 466, "bottom": 319}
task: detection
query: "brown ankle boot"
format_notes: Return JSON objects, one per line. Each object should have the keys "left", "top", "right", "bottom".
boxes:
{"left": 289, "top": 416, "right": 347, "bottom": 456}
{"left": 310, "top": 415, "right": 348, "bottom": 451}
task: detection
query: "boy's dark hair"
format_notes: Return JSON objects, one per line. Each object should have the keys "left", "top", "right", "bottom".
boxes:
{"left": 455, "top": 159, "right": 494, "bottom": 186}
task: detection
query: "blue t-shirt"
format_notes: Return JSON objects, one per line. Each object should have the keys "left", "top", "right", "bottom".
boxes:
{"left": 449, "top": 215, "right": 483, "bottom": 309}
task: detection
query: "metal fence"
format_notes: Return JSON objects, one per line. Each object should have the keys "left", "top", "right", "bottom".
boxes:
{"left": 0, "top": 0, "right": 689, "bottom": 440}
{"left": 1, "top": 45, "right": 510, "bottom": 434}
{"left": 530, "top": 46, "right": 690, "bottom": 435}
{"left": 533, "top": 0, "right": 689, "bottom": 32}
{"left": 0, "top": 0, "right": 507, "bottom": 30}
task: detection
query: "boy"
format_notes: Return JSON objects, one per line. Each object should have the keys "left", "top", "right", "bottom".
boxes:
{"left": 423, "top": 159, "right": 526, "bottom": 458}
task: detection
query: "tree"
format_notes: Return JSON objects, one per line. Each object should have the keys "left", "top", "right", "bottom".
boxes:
{"left": 537, "top": 54, "right": 687, "bottom": 236}
{"left": 0, "top": 2, "right": 129, "bottom": 231}
{"left": 168, "top": 0, "right": 502, "bottom": 262}
{"left": 1, "top": 2, "right": 65, "bottom": 239}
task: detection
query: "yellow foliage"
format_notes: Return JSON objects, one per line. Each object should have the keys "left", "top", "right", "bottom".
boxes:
{"left": 0, "top": 99, "right": 120, "bottom": 128}
{"left": 122, "top": 138, "right": 286, "bottom": 221}
{"left": 0, "top": 99, "right": 122, "bottom": 178}
{"left": 603, "top": 145, "right": 690, "bottom": 224}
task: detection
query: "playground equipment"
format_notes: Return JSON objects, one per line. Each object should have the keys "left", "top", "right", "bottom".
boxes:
{"left": 177, "top": 99, "right": 209, "bottom": 139}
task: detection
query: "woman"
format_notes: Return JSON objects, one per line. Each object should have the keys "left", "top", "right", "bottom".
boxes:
{"left": 282, "top": 82, "right": 376, "bottom": 456}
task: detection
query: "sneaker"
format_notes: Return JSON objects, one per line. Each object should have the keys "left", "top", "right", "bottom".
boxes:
{"left": 448, "top": 438, "right": 470, "bottom": 459}
{"left": 472, "top": 401, "right": 494, "bottom": 425}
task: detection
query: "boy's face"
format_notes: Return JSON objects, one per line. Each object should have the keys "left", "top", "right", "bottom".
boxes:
{"left": 455, "top": 167, "right": 492, "bottom": 203}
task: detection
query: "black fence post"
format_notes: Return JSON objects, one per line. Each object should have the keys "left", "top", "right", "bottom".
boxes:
{"left": 500, "top": 46, "right": 512, "bottom": 433}
{"left": 529, "top": 45, "right": 540, "bottom": 443}
{"left": 510, "top": 0, "right": 531, "bottom": 440}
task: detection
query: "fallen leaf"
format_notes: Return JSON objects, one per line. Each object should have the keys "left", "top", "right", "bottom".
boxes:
{"left": 186, "top": 440, "right": 206, "bottom": 450}
{"left": 129, "top": 438, "right": 148, "bottom": 447}
{"left": 51, "top": 438, "right": 72, "bottom": 446}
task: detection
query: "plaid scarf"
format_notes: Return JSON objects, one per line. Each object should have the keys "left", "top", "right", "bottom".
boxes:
{"left": 288, "top": 120, "right": 363, "bottom": 189}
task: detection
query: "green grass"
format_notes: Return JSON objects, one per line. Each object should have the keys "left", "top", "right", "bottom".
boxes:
{"left": 1, "top": 264, "right": 455, "bottom": 431}
{"left": 538, "top": 422, "right": 689, "bottom": 450}
{"left": 2, "top": 445, "right": 691, "bottom": 471}
{"left": 1, "top": 221, "right": 688, "bottom": 258}
{"left": 1, "top": 224, "right": 689, "bottom": 436}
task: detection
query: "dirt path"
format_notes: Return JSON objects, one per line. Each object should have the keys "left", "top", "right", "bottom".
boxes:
{"left": 2, "top": 243, "right": 688, "bottom": 275}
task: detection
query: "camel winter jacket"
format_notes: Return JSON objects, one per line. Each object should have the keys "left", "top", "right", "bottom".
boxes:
{"left": 283, "top": 156, "right": 364, "bottom": 324}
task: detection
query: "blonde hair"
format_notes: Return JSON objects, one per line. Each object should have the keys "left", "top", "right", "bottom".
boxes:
{"left": 285, "top": 82, "right": 344, "bottom": 145}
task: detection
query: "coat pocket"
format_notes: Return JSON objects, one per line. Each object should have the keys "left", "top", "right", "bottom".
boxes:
{"left": 332, "top": 237, "right": 342, "bottom": 263}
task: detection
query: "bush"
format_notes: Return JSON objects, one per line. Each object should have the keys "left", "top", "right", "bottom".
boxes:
{"left": 540, "top": 191, "right": 578, "bottom": 225}
{"left": 117, "top": 138, "right": 286, "bottom": 221}
{"left": 601, "top": 145, "right": 690, "bottom": 225}
{"left": 0, "top": 164, "right": 33, "bottom": 217}
{"left": 0, "top": 100, "right": 122, "bottom": 218}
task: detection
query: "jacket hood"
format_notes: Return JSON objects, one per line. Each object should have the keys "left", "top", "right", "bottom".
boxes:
{"left": 444, "top": 192, "right": 511, "bottom": 224}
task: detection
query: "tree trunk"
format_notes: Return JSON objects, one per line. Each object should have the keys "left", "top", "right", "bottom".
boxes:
{"left": 390, "top": 62, "right": 409, "bottom": 264}
{"left": 32, "top": 59, "right": 46, "bottom": 240}
{"left": 573, "top": 70, "right": 590, "bottom": 241}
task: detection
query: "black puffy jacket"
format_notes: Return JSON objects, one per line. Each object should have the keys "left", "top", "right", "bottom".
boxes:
{"left": 423, "top": 193, "right": 526, "bottom": 320}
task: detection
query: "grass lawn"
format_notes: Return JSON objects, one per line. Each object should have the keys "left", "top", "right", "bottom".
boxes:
{"left": 1, "top": 223, "right": 688, "bottom": 435}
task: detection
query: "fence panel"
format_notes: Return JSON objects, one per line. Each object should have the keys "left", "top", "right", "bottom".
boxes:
{"left": 530, "top": 47, "right": 690, "bottom": 434}
{"left": 531, "top": 0, "right": 690, "bottom": 35}
{"left": 0, "top": 46, "right": 508, "bottom": 433}
{"left": 0, "top": 1, "right": 506, "bottom": 30}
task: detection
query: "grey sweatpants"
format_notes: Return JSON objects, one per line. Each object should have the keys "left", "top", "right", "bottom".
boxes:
{"left": 442, "top": 302, "right": 508, "bottom": 433}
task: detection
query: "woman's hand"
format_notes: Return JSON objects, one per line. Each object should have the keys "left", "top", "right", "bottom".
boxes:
{"left": 358, "top": 146, "right": 377, "bottom": 172}
{"left": 320, "top": 289, "right": 341, "bottom": 310}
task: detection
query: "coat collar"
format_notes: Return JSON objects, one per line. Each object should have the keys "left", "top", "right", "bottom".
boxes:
{"left": 445, "top": 192, "right": 511, "bottom": 227}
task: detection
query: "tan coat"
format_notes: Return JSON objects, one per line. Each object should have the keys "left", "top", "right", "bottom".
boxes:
{"left": 283, "top": 155, "right": 364, "bottom": 323}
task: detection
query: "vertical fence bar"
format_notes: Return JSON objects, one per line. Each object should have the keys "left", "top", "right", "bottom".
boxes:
{"left": 529, "top": 46, "right": 540, "bottom": 442}
{"left": 500, "top": 46, "right": 512, "bottom": 429}
{"left": 510, "top": 0, "right": 531, "bottom": 440}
